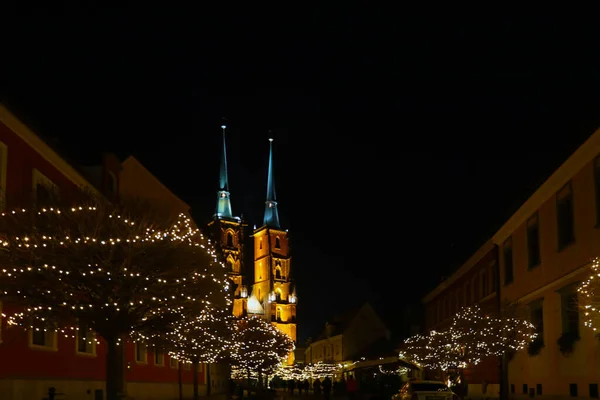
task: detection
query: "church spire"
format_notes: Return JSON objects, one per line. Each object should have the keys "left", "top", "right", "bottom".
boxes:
{"left": 215, "top": 124, "right": 233, "bottom": 219}
{"left": 263, "top": 137, "right": 280, "bottom": 228}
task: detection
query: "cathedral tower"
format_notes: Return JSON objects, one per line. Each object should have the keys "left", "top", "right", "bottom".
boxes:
{"left": 252, "top": 138, "right": 297, "bottom": 364}
{"left": 206, "top": 125, "right": 248, "bottom": 317}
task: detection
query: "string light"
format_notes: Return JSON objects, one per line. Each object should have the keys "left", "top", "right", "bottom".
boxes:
{"left": 229, "top": 315, "right": 295, "bottom": 379}
{"left": 0, "top": 204, "right": 231, "bottom": 351}
{"left": 578, "top": 257, "right": 600, "bottom": 332}
{"left": 402, "top": 304, "right": 536, "bottom": 370}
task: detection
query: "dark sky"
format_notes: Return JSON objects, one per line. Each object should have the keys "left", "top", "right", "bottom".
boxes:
{"left": 1, "top": 10, "right": 600, "bottom": 343}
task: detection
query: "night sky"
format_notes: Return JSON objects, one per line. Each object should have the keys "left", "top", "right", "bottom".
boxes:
{"left": 1, "top": 11, "right": 600, "bottom": 344}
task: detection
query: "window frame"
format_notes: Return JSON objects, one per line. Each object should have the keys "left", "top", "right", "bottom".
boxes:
{"left": 29, "top": 328, "right": 58, "bottom": 351}
{"left": 556, "top": 182, "right": 575, "bottom": 251}
{"left": 134, "top": 342, "right": 148, "bottom": 364}
{"left": 503, "top": 236, "right": 514, "bottom": 286}
{"left": 75, "top": 323, "right": 96, "bottom": 356}
{"left": 527, "top": 213, "right": 542, "bottom": 269}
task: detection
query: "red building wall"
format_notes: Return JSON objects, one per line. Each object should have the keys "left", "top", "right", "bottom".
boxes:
{"left": 423, "top": 244, "right": 500, "bottom": 386}
{"left": 0, "top": 113, "right": 204, "bottom": 387}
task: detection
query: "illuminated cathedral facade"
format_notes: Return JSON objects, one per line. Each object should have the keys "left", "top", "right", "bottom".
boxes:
{"left": 205, "top": 127, "right": 297, "bottom": 364}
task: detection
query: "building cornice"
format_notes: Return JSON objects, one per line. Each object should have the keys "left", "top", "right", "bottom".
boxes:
{"left": 493, "top": 126, "right": 600, "bottom": 244}
{"left": 0, "top": 105, "right": 100, "bottom": 194}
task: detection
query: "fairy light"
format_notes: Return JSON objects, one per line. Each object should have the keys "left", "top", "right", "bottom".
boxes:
{"left": 274, "top": 361, "right": 340, "bottom": 381}
{"left": 402, "top": 304, "right": 536, "bottom": 371}
{"left": 0, "top": 205, "right": 232, "bottom": 351}
{"left": 229, "top": 315, "right": 295, "bottom": 379}
{"left": 578, "top": 257, "right": 600, "bottom": 332}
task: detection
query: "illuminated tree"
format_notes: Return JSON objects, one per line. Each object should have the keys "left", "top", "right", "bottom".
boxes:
{"left": 0, "top": 199, "right": 231, "bottom": 400}
{"left": 230, "top": 316, "right": 295, "bottom": 384}
{"left": 402, "top": 304, "right": 535, "bottom": 371}
{"left": 165, "top": 309, "right": 235, "bottom": 400}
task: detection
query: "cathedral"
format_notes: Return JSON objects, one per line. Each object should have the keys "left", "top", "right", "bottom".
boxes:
{"left": 205, "top": 126, "right": 297, "bottom": 364}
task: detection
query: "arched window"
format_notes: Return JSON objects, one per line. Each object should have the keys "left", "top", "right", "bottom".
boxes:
{"left": 226, "top": 259, "right": 234, "bottom": 272}
{"left": 275, "top": 237, "right": 281, "bottom": 249}
{"left": 276, "top": 308, "right": 281, "bottom": 320}
{"left": 275, "top": 267, "right": 282, "bottom": 280}
{"left": 226, "top": 232, "right": 233, "bottom": 247}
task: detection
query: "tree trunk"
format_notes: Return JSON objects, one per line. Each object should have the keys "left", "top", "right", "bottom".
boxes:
{"left": 105, "top": 336, "right": 126, "bottom": 400}
{"left": 206, "top": 362, "right": 212, "bottom": 396}
{"left": 193, "top": 359, "right": 199, "bottom": 400}
{"left": 179, "top": 361, "right": 183, "bottom": 400}
{"left": 499, "top": 354, "right": 509, "bottom": 400}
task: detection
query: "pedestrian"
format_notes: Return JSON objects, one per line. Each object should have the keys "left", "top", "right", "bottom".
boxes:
{"left": 346, "top": 375, "right": 358, "bottom": 400}
{"left": 313, "top": 378, "right": 322, "bottom": 395}
{"left": 298, "top": 379, "right": 304, "bottom": 395}
{"left": 322, "top": 377, "right": 332, "bottom": 400}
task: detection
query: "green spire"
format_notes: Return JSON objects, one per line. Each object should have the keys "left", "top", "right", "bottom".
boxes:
{"left": 263, "top": 138, "right": 280, "bottom": 228}
{"left": 215, "top": 125, "right": 233, "bottom": 219}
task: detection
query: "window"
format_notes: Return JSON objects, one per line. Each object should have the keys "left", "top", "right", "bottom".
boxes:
{"left": 590, "top": 384, "right": 599, "bottom": 399}
{"left": 170, "top": 357, "right": 178, "bottom": 368}
{"left": 76, "top": 323, "right": 95, "bottom": 355}
{"left": 557, "top": 183, "right": 575, "bottom": 249}
{"left": 530, "top": 299, "right": 544, "bottom": 344}
{"left": 0, "top": 141, "right": 7, "bottom": 211}
{"left": 30, "top": 329, "right": 57, "bottom": 350}
{"left": 227, "top": 232, "right": 233, "bottom": 247}
{"left": 259, "top": 238, "right": 263, "bottom": 250}
{"left": 472, "top": 276, "right": 479, "bottom": 302}
{"left": 183, "top": 362, "right": 191, "bottom": 370}
{"left": 154, "top": 349, "right": 164, "bottom": 366}
{"left": 570, "top": 384, "right": 578, "bottom": 397}
{"left": 275, "top": 237, "right": 281, "bottom": 249}
{"left": 527, "top": 213, "right": 541, "bottom": 268}
{"left": 135, "top": 342, "right": 147, "bottom": 363}
{"left": 560, "top": 285, "right": 579, "bottom": 337}
{"left": 226, "top": 258, "right": 234, "bottom": 272}
{"left": 275, "top": 266, "right": 282, "bottom": 280}
{"left": 481, "top": 269, "right": 488, "bottom": 297}
{"left": 595, "top": 156, "right": 600, "bottom": 226}
{"left": 33, "top": 169, "right": 59, "bottom": 207}
{"left": 491, "top": 261, "right": 497, "bottom": 293}
{"left": 503, "top": 237, "right": 514, "bottom": 285}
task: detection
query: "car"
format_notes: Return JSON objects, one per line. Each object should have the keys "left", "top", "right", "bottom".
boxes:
{"left": 392, "top": 380, "right": 459, "bottom": 400}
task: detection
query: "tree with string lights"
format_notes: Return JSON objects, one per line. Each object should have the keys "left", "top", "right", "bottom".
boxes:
{"left": 402, "top": 304, "right": 535, "bottom": 376}
{"left": 166, "top": 308, "right": 236, "bottom": 400}
{"left": 0, "top": 197, "right": 231, "bottom": 400}
{"left": 229, "top": 315, "right": 295, "bottom": 386}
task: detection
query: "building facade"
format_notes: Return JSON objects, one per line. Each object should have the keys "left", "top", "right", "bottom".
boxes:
{"left": 304, "top": 303, "right": 389, "bottom": 365}
{"left": 422, "top": 242, "right": 500, "bottom": 397}
{"left": 492, "top": 126, "right": 600, "bottom": 399}
{"left": 0, "top": 105, "right": 207, "bottom": 400}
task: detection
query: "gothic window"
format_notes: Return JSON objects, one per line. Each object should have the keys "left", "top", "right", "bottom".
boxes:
{"left": 227, "top": 232, "right": 233, "bottom": 247}
{"left": 275, "top": 237, "right": 281, "bottom": 249}
{"left": 275, "top": 266, "right": 282, "bottom": 280}
{"left": 226, "top": 259, "right": 234, "bottom": 272}
{"left": 259, "top": 238, "right": 263, "bottom": 250}
{"left": 276, "top": 308, "right": 281, "bottom": 321}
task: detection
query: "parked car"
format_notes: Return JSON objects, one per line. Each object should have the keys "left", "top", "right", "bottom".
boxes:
{"left": 392, "top": 380, "right": 459, "bottom": 400}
